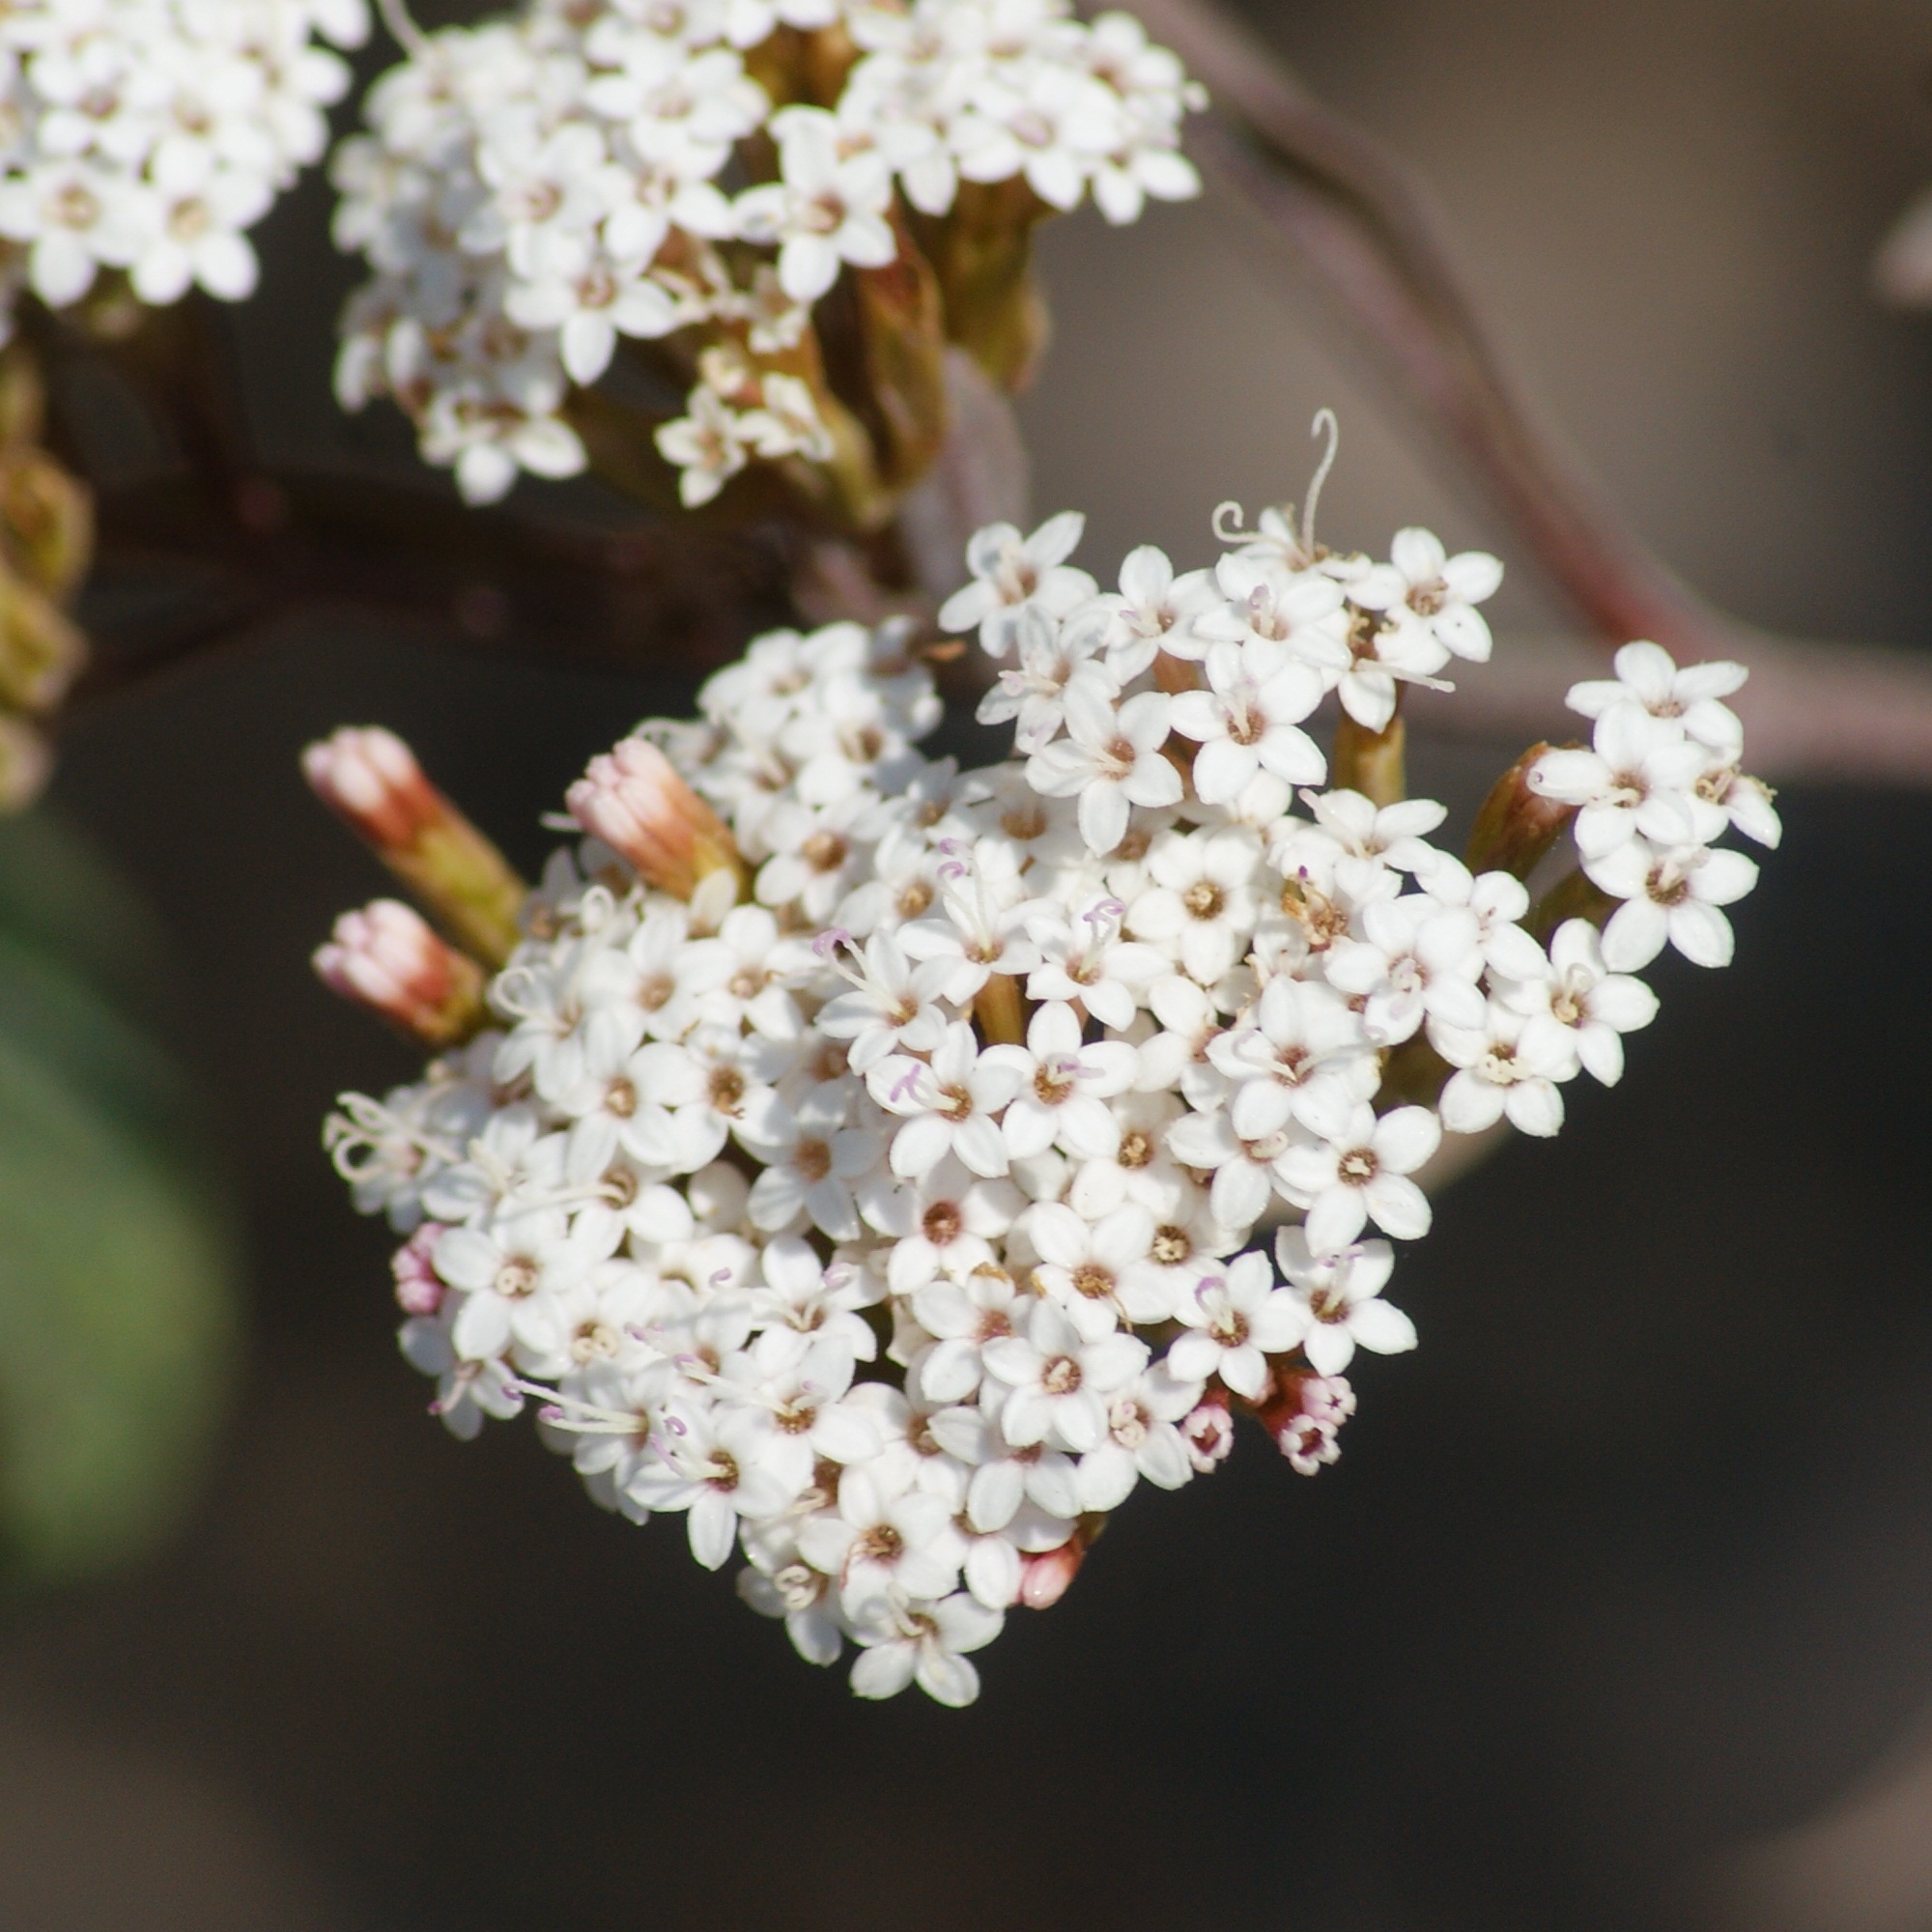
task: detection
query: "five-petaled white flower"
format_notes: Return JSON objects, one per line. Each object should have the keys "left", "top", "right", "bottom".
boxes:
{"left": 1274, "top": 1229, "right": 1417, "bottom": 1376}
{"left": 938, "top": 511, "right": 1098, "bottom": 659}
{"left": 1166, "top": 1250, "right": 1304, "bottom": 1398}
{"left": 1275, "top": 1102, "right": 1440, "bottom": 1253}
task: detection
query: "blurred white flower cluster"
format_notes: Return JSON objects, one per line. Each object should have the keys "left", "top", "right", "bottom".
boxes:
{"left": 321, "top": 487, "right": 1774, "bottom": 1706}
{"left": 0, "top": 0, "right": 367, "bottom": 331}
{"left": 329, "top": 0, "right": 1201, "bottom": 506}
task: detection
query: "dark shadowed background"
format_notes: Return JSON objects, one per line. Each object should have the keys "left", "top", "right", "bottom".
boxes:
{"left": 7, "top": 1, "right": 1932, "bottom": 1927}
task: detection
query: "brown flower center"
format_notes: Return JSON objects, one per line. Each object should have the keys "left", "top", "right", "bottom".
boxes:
{"left": 801, "top": 831, "right": 848, "bottom": 872}
{"left": 855, "top": 1523, "right": 904, "bottom": 1564}
{"left": 1034, "top": 1063, "right": 1075, "bottom": 1105}
{"left": 1041, "top": 1355, "right": 1083, "bottom": 1395}
{"left": 1339, "top": 1147, "right": 1378, "bottom": 1184}
{"left": 1070, "top": 1262, "right": 1114, "bottom": 1300}
{"left": 1151, "top": 1223, "right": 1191, "bottom": 1265}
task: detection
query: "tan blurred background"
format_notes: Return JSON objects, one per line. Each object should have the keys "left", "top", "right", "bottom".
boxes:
{"left": 10, "top": 1, "right": 1932, "bottom": 1928}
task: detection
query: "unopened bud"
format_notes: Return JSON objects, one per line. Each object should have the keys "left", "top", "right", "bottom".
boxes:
{"left": 1019, "top": 1541, "right": 1084, "bottom": 1609}
{"left": 0, "top": 712, "right": 51, "bottom": 810}
{"left": 1466, "top": 741, "right": 1577, "bottom": 879}
{"left": 313, "top": 897, "right": 488, "bottom": 1047}
{"left": 1181, "top": 1394, "right": 1236, "bottom": 1473}
{"left": 0, "top": 569, "right": 85, "bottom": 714}
{"left": 391, "top": 1222, "right": 448, "bottom": 1316}
{"left": 0, "top": 446, "right": 93, "bottom": 600}
{"left": 565, "top": 736, "right": 745, "bottom": 902}
{"left": 1257, "top": 1369, "right": 1356, "bottom": 1477}
{"left": 303, "top": 726, "right": 526, "bottom": 964}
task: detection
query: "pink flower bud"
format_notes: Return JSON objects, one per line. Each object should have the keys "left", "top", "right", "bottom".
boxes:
{"left": 302, "top": 726, "right": 443, "bottom": 850}
{"left": 302, "top": 726, "right": 526, "bottom": 963}
{"left": 1019, "top": 1541, "right": 1084, "bottom": 1609}
{"left": 391, "top": 1223, "right": 448, "bottom": 1316}
{"left": 1182, "top": 1397, "right": 1236, "bottom": 1473}
{"left": 1258, "top": 1370, "right": 1356, "bottom": 1477}
{"left": 314, "top": 898, "right": 486, "bottom": 1047}
{"left": 565, "top": 735, "right": 743, "bottom": 901}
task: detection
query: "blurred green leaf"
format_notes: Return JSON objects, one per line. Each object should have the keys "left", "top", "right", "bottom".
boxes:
{"left": 0, "top": 811, "right": 240, "bottom": 1588}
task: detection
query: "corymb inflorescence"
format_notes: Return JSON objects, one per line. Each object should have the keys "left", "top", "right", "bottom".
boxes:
{"left": 314, "top": 439, "right": 1775, "bottom": 1706}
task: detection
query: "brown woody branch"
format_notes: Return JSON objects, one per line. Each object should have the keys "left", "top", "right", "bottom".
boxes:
{"left": 64, "top": 465, "right": 795, "bottom": 718}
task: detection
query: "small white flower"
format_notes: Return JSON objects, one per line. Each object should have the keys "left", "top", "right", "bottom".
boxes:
{"left": 798, "top": 1463, "right": 966, "bottom": 1614}
{"left": 1277, "top": 788, "right": 1446, "bottom": 906}
{"left": 1587, "top": 838, "right": 1759, "bottom": 971}
{"left": 435, "top": 1207, "right": 620, "bottom": 1362}
{"left": 1497, "top": 918, "right": 1658, "bottom": 1087}
{"left": 1026, "top": 1198, "right": 1171, "bottom": 1337}
{"left": 1566, "top": 639, "right": 1747, "bottom": 753}
{"left": 847, "top": 1591, "right": 1004, "bottom": 1707}
{"left": 1274, "top": 1102, "right": 1440, "bottom": 1253}
{"left": 978, "top": 1000, "right": 1138, "bottom": 1163}
{"left": 1168, "top": 639, "right": 1327, "bottom": 804}
{"left": 628, "top": 1401, "right": 800, "bottom": 1571}
{"left": 1023, "top": 893, "right": 1165, "bottom": 1030}
{"left": 938, "top": 511, "right": 1097, "bottom": 659}
{"left": 1207, "top": 975, "right": 1378, "bottom": 1141}
{"left": 735, "top": 108, "right": 897, "bottom": 302}
{"left": 1274, "top": 1229, "right": 1416, "bottom": 1376}
{"left": 814, "top": 929, "right": 952, "bottom": 1071}
{"left": 1364, "top": 526, "right": 1503, "bottom": 663}
{"left": 867, "top": 1019, "right": 1024, "bottom": 1179}
{"left": 1065, "top": 543, "right": 1219, "bottom": 681}
{"left": 1530, "top": 706, "right": 1721, "bottom": 861}
{"left": 975, "top": 604, "right": 1116, "bottom": 753}
{"left": 982, "top": 1300, "right": 1149, "bottom": 1452}
{"left": 1075, "top": 1364, "right": 1202, "bottom": 1507}
{"left": 739, "top": 1087, "right": 883, "bottom": 1238}
{"left": 1125, "top": 825, "right": 1264, "bottom": 986}
{"left": 1429, "top": 1000, "right": 1575, "bottom": 1138}
{"left": 1166, "top": 1250, "right": 1303, "bottom": 1399}
{"left": 1323, "top": 894, "right": 1487, "bottom": 1046}
{"left": 908, "top": 1267, "right": 1029, "bottom": 1405}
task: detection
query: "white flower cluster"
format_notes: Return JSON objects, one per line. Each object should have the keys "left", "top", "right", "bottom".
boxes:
{"left": 0, "top": 0, "right": 367, "bottom": 332}
{"left": 330, "top": 0, "right": 1200, "bottom": 506}
{"left": 325, "top": 497, "right": 1773, "bottom": 1706}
